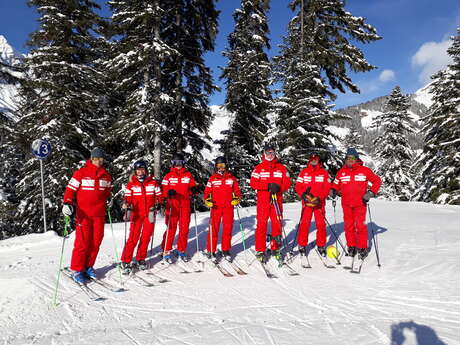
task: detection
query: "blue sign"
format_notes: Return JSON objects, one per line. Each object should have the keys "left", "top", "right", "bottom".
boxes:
{"left": 31, "top": 139, "right": 52, "bottom": 160}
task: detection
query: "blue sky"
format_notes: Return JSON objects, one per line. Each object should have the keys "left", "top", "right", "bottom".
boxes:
{"left": 1, "top": 0, "right": 459, "bottom": 109}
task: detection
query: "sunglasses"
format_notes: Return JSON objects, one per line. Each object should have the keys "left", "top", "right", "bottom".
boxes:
{"left": 171, "top": 160, "right": 184, "bottom": 166}
{"left": 265, "top": 150, "right": 275, "bottom": 156}
{"left": 346, "top": 156, "right": 357, "bottom": 161}
{"left": 216, "top": 163, "right": 226, "bottom": 169}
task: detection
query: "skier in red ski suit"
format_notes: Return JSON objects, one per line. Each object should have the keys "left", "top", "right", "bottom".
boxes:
{"left": 161, "top": 153, "right": 198, "bottom": 262}
{"left": 203, "top": 156, "right": 242, "bottom": 261}
{"left": 330, "top": 148, "right": 381, "bottom": 259}
{"left": 62, "top": 147, "right": 112, "bottom": 283}
{"left": 295, "top": 154, "right": 331, "bottom": 256}
{"left": 120, "top": 160, "right": 162, "bottom": 272}
{"left": 250, "top": 144, "right": 291, "bottom": 261}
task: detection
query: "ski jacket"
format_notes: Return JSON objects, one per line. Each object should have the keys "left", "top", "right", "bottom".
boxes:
{"left": 295, "top": 163, "right": 330, "bottom": 206}
{"left": 161, "top": 167, "right": 197, "bottom": 208}
{"left": 331, "top": 161, "right": 381, "bottom": 207}
{"left": 250, "top": 155, "right": 291, "bottom": 204}
{"left": 203, "top": 171, "right": 242, "bottom": 208}
{"left": 124, "top": 175, "right": 162, "bottom": 217}
{"left": 63, "top": 160, "right": 112, "bottom": 217}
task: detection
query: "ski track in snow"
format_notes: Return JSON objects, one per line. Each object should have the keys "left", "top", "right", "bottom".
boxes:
{"left": 1, "top": 200, "right": 459, "bottom": 345}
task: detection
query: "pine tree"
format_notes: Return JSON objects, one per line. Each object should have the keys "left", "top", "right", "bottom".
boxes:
{"left": 372, "top": 86, "right": 416, "bottom": 201}
{"left": 416, "top": 29, "right": 460, "bottom": 204}
{"left": 106, "top": 0, "right": 175, "bottom": 199}
{"left": 160, "top": 0, "right": 219, "bottom": 188}
{"left": 10, "top": 0, "right": 107, "bottom": 236}
{"left": 344, "top": 120, "right": 364, "bottom": 154}
{"left": 219, "top": 0, "right": 272, "bottom": 205}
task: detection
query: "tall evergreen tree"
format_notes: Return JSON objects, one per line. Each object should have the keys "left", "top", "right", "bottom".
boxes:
{"left": 273, "top": 0, "right": 380, "bottom": 180}
{"left": 219, "top": 0, "right": 272, "bottom": 205}
{"left": 160, "top": 0, "right": 219, "bottom": 187}
{"left": 10, "top": 0, "right": 106, "bottom": 236}
{"left": 106, "top": 0, "right": 175, "bottom": 198}
{"left": 416, "top": 29, "right": 460, "bottom": 204}
{"left": 372, "top": 86, "right": 416, "bottom": 201}
{"left": 344, "top": 120, "right": 363, "bottom": 154}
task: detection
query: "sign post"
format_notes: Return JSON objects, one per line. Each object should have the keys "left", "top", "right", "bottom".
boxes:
{"left": 31, "top": 139, "right": 52, "bottom": 233}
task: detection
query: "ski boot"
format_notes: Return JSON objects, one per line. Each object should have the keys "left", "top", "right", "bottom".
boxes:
{"left": 72, "top": 271, "right": 88, "bottom": 284}
{"left": 347, "top": 246, "right": 357, "bottom": 257}
{"left": 138, "top": 260, "right": 147, "bottom": 270}
{"left": 317, "top": 246, "right": 327, "bottom": 257}
{"left": 120, "top": 262, "right": 132, "bottom": 275}
{"left": 85, "top": 267, "right": 97, "bottom": 279}
{"left": 298, "top": 246, "right": 307, "bottom": 256}
{"left": 272, "top": 249, "right": 284, "bottom": 266}
{"left": 177, "top": 251, "right": 190, "bottom": 262}
{"left": 222, "top": 250, "right": 232, "bottom": 262}
{"left": 255, "top": 251, "right": 266, "bottom": 263}
{"left": 163, "top": 254, "right": 174, "bottom": 264}
{"left": 358, "top": 247, "right": 370, "bottom": 260}
{"left": 207, "top": 251, "right": 219, "bottom": 264}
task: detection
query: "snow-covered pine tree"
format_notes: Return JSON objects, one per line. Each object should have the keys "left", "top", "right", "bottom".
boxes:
{"left": 344, "top": 120, "right": 364, "bottom": 155}
{"left": 160, "top": 0, "right": 219, "bottom": 189}
{"left": 106, "top": 0, "right": 175, "bottom": 201}
{"left": 372, "top": 86, "right": 416, "bottom": 201}
{"left": 10, "top": 0, "right": 107, "bottom": 236}
{"left": 416, "top": 29, "right": 460, "bottom": 205}
{"left": 219, "top": 0, "right": 272, "bottom": 205}
{"left": 273, "top": 0, "right": 381, "bottom": 181}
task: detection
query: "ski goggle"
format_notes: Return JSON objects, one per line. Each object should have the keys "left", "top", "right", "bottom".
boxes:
{"left": 216, "top": 163, "right": 226, "bottom": 169}
{"left": 264, "top": 150, "right": 275, "bottom": 156}
{"left": 345, "top": 155, "right": 357, "bottom": 161}
{"left": 171, "top": 159, "right": 185, "bottom": 166}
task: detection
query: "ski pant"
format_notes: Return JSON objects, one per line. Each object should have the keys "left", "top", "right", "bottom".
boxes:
{"left": 255, "top": 201, "right": 282, "bottom": 252}
{"left": 70, "top": 214, "right": 105, "bottom": 272}
{"left": 120, "top": 215, "right": 154, "bottom": 263}
{"left": 162, "top": 206, "right": 191, "bottom": 253}
{"left": 297, "top": 205, "right": 327, "bottom": 247}
{"left": 342, "top": 204, "right": 368, "bottom": 249}
{"left": 207, "top": 206, "right": 234, "bottom": 252}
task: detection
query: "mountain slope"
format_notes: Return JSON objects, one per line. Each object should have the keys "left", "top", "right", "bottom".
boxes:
{"left": 0, "top": 200, "right": 458, "bottom": 345}
{"left": 0, "top": 35, "right": 21, "bottom": 122}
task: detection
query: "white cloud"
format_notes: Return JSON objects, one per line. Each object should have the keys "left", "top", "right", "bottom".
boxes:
{"left": 379, "top": 69, "right": 395, "bottom": 82}
{"left": 411, "top": 40, "right": 453, "bottom": 84}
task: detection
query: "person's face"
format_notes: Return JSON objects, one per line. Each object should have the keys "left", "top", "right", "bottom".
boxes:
{"left": 345, "top": 156, "right": 357, "bottom": 168}
{"left": 136, "top": 168, "right": 146, "bottom": 177}
{"left": 216, "top": 163, "right": 226, "bottom": 174}
{"left": 172, "top": 160, "right": 184, "bottom": 169}
{"left": 91, "top": 157, "right": 104, "bottom": 167}
{"left": 309, "top": 157, "right": 319, "bottom": 166}
{"left": 264, "top": 150, "right": 275, "bottom": 161}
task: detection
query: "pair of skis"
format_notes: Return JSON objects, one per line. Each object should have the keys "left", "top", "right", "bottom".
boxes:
{"left": 343, "top": 254, "right": 365, "bottom": 273}
{"left": 250, "top": 249, "right": 299, "bottom": 278}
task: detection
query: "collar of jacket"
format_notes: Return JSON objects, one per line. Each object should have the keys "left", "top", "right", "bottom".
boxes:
{"left": 213, "top": 171, "right": 232, "bottom": 179}
{"left": 132, "top": 175, "right": 153, "bottom": 184}
{"left": 84, "top": 160, "right": 106, "bottom": 174}
{"left": 170, "top": 166, "right": 187, "bottom": 175}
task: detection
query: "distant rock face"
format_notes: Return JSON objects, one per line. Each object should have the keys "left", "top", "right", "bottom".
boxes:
{"left": 0, "top": 35, "right": 22, "bottom": 122}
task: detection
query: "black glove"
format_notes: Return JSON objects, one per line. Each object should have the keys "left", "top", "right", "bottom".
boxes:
{"left": 154, "top": 203, "right": 162, "bottom": 211}
{"left": 167, "top": 189, "right": 177, "bottom": 198}
{"left": 301, "top": 187, "right": 312, "bottom": 202}
{"left": 329, "top": 189, "right": 337, "bottom": 200}
{"left": 268, "top": 183, "right": 280, "bottom": 194}
{"left": 363, "top": 191, "right": 375, "bottom": 203}
{"left": 190, "top": 186, "right": 199, "bottom": 195}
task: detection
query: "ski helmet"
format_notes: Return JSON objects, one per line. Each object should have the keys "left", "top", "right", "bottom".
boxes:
{"left": 263, "top": 143, "right": 276, "bottom": 152}
{"left": 133, "top": 160, "right": 148, "bottom": 171}
{"left": 215, "top": 156, "right": 227, "bottom": 165}
{"left": 171, "top": 152, "right": 185, "bottom": 166}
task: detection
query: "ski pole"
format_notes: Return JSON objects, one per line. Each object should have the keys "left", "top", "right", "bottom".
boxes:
{"left": 163, "top": 201, "right": 173, "bottom": 262}
{"left": 235, "top": 206, "right": 248, "bottom": 261}
{"left": 271, "top": 194, "right": 290, "bottom": 258}
{"left": 107, "top": 207, "right": 123, "bottom": 285}
{"left": 289, "top": 202, "right": 307, "bottom": 255}
{"left": 192, "top": 198, "right": 201, "bottom": 256}
{"left": 320, "top": 208, "right": 347, "bottom": 254}
{"left": 148, "top": 207, "right": 157, "bottom": 269}
{"left": 367, "top": 203, "right": 381, "bottom": 267}
{"left": 52, "top": 215, "right": 70, "bottom": 306}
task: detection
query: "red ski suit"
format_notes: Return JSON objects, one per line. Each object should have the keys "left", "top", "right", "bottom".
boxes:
{"left": 161, "top": 167, "right": 197, "bottom": 253}
{"left": 331, "top": 161, "right": 381, "bottom": 249}
{"left": 121, "top": 175, "right": 162, "bottom": 263}
{"left": 63, "top": 160, "right": 112, "bottom": 272}
{"left": 295, "top": 163, "right": 331, "bottom": 247}
{"left": 250, "top": 155, "right": 291, "bottom": 252}
{"left": 203, "top": 171, "right": 242, "bottom": 252}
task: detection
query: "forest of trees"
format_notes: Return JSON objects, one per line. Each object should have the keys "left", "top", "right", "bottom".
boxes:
{"left": 0, "top": 1, "right": 458, "bottom": 240}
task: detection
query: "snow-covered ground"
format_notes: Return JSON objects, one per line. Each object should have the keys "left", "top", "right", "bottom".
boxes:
{"left": 1, "top": 200, "right": 459, "bottom": 345}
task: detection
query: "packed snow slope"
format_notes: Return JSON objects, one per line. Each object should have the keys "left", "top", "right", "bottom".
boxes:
{"left": 1, "top": 200, "right": 459, "bottom": 345}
